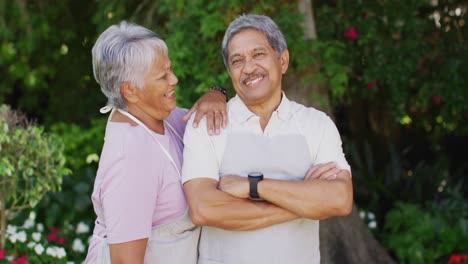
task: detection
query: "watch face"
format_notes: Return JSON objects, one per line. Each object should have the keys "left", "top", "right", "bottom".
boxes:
{"left": 248, "top": 172, "right": 263, "bottom": 178}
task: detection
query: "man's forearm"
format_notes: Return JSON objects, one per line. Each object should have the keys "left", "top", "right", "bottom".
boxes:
{"left": 258, "top": 170, "right": 353, "bottom": 220}
{"left": 184, "top": 178, "right": 298, "bottom": 231}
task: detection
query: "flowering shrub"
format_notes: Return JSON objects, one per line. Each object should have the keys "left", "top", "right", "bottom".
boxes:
{"left": 0, "top": 105, "right": 71, "bottom": 249}
{"left": 383, "top": 197, "right": 468, "bottom": 264}
{"left": 0, "top": 212, "right": 91, "bottom": 263}
{"left": 359, "top": 209, "right": 378, "bottom": 231}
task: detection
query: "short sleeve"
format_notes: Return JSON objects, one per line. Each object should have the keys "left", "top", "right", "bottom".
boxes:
{"left": 181, "top": 115, "right": 220, "bottom": 184}
{"left": 313, "top": 116, "right": 351, "bottom": 174}
{"left": 101, "top": 138, "right": 159, "bottom": 244}
{"left": 165, "top": 107, "right": 189, "bottom": 138}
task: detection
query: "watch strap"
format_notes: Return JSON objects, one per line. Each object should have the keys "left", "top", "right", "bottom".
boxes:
{"left": 249, "top": 177, "right": 261, "bottom": 199}
{"left": 210, "top": 86, "right": 228, "bottom": 102}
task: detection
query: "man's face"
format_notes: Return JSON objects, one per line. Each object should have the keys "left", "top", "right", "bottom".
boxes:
{"left": 227, "top": 29, "right": 289, "bottom": 107}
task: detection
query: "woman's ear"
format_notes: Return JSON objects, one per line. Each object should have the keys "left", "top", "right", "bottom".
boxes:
{"left": 121, "top": 82, "right": 139, "bottom": 103}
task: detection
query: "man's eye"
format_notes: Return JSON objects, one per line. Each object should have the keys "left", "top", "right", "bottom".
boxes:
{"left": 231, "top": 59, "right": 241, "bottom": 65}
{"left": 254, "top": 52, "right": 265, "bottom": 58}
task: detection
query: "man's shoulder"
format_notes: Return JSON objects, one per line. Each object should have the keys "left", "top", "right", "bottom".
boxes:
{"left": 287, "top": 99, "right": 329, "bottom": 122}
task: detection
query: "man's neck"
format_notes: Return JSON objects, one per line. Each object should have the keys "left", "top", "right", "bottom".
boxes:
{"left": 245, "top": 92, "right": 282, "bottom": 131}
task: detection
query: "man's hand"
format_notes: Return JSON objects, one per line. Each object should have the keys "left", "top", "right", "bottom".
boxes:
{"left": 304, "top": 162, "right": 342, "bottom": 181}
{"left": 182, "top": 90, "right": 227, "bottom": 135}
{"left": 218, "top": 175, "right": 249, "bottom": 199}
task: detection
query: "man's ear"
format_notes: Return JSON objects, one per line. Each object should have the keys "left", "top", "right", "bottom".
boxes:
{"left": 280, "top": 49, "right": 289, "bottom": 74}
{"left": 120, "top": 82, "right": 139, "bottom": 103}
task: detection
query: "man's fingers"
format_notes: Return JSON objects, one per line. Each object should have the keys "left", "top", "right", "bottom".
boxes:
{"left": 311, "top": 162, "right": 337, "bottom": 178}
{"left": 305, "top": 165, "right": 320, "bottom": 179}
{"left": 192, "top": 109, "right": 206, "bottom": 129}
{"left": 205, "top": 112, "right": 214, "bottom": 135}
{"left": 306, "top": 162, "right": 337, "bottom": 180}
{"left": 213, "top": 111, "right": 221, "bottom": 135}
{"left": 221, "top": 110, "right": 228, "bottom": 128}
{"left": 317, "top": 168, "right": 341, "bottom": 180}
{"left": 183, "top": 104, "right": 197, "bottom": 122}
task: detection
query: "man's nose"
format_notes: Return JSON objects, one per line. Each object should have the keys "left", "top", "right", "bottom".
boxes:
{"left": 242, "top": 57, "right": 257, "bottom": 74}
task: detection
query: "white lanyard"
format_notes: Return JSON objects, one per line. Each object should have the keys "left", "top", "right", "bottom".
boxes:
{"left": 100, "top": 106, "right": 182, "bottom": 179}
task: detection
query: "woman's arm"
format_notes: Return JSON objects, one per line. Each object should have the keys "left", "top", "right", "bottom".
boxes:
{"left": 109, "top": 238, "right": 148, "bottom": 264}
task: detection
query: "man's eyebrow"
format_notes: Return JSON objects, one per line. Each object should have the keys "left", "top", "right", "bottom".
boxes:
{"left": 229, "top": 53, "right": 242, "bottom": 61}
{"left": 253, "top": 47, "right": 267, "bottom": 52}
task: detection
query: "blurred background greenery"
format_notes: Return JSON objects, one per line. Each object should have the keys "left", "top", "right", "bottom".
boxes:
{"left": 0, "top": 0, "right": 466, "bottom": 263}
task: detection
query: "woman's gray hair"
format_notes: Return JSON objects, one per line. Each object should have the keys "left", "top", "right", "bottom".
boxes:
{"left": 222, "top": 14, "right": 287, "bottom": 69}
{"left": 92, "top": 21, "right": 168, "bottom": 109}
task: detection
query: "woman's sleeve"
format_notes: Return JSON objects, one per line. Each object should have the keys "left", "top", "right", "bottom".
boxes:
{"left": 101, "top": 137, "right": 159, "bottom": 244}
{"left": 166, "top": 107, "right": 189, "bottom": 137}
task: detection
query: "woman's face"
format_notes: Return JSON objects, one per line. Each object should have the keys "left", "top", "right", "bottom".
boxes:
{"left": 136, "top": 49, "right": 178, "bottom": 120}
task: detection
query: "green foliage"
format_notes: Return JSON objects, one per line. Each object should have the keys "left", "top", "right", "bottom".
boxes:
{"left": 383, "top": 196, "right": 468, "bottom": 264}
{"left": 32, "top": 119, "right": 105, "bottom": 262}
{"left": 0, "top": 105, "right": 70, "bottom": 249}
{"left": 0, "top": 0, "right": 103, "bottom": 124}
{"left": 1, "top": 211, "right": 91, "bottom": 263}
{"left": 0, "top": 0, "right": 466, "bottom": 262}
{"left": 347, "top": 136, "right": 468, "bottom": 263}
{"left": 35, "top": 119, "right": 106, "bottom": 228}
{"left": 314, "top": 0, "right": 468, "bottom": 136}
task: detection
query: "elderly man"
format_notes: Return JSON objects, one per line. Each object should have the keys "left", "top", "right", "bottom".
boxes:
{"left": 182, "top": 14, "right": 353, "bottom": 264}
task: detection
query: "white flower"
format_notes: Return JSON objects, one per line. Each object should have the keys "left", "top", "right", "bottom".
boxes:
{"left": 6, "top": 224, "right": 17, "bottom": 235}
{"left": 368, "top": 212, "right": 375, "bottom": 220}
{"left": 46, "top": 247, "right": 56, "bottom": 257}
{"left": 368, "top": 220, "right": 377, "bottom": 229}
{"left": 29, "top": 211, "right": 37, "bottom": 220}
{"left": 35, "top": 244, "right": 45, "bottom": 255}
{"left": 76, "top": 222, "right": 90, "bottom": 234}
{"left": 28, "top": 241, "right": 36, "bottom": 248}
{"left": 67, "top": 262, "right": 76, "bottom": 264}
{"left": 37, "top": 223, "right": 44, "bottom": 232}
{"left": 17, "top": 230, "right": 27, "bottom": 242}
{"left": 72, "top": 238, "right": 85, "bottom": 253}
{"left": 8, "top": 233, "right": 17, "bottom": 243}
{"left": 359, "top": 211, "right": 366, "bottom": 219}
{"left": 32, "top": 232, "right": 41, "bottom": 242}
{"left": 58, "top": 247, "right": 67, "bottom": 258}
{"left": 23, "top": 218, "right": 35, "bottom": 229}
{"left": 46, "top": 246, "right": 67, "bottom": 259}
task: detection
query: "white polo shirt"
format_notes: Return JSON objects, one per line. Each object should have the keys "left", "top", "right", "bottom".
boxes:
{"left": 182, "top": 93, "right": 350, "bottom": 264}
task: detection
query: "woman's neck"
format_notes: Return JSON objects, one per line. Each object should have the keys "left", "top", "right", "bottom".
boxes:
{"left": 122, "top": 106, "right": 166, "bottom": 134}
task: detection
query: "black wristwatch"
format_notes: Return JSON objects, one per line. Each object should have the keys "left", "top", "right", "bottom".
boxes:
{"left": 210, "top": 86, "right": 228, "bottom": 102}
{"left": 248, "top": 172, "right": 264, "bottom": 201}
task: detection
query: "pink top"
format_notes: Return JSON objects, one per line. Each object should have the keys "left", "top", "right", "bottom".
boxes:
{"left": 85, "top": 108, "right": 188, "bottom": 260}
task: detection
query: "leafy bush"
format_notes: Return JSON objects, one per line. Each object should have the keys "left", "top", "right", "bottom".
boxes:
{"left": 24, "top": 119, "right": 107, "bottom": 262}
{"left": 34, "top": 119, "right": 106, "bottom": 228}
{"left": 0, "top": 105, "right": 70, "bottom": 250}
{"left": 382, "top": 195, "right": 468, "bottom": 264}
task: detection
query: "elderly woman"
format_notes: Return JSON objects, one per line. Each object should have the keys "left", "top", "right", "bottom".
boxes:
{"left": 84, "top": 21, "right": 227, "bottom": 263}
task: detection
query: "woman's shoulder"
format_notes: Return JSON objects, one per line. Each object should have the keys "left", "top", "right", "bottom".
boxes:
{"left": 165, "top": 107, "right": 188, "bottom": 136}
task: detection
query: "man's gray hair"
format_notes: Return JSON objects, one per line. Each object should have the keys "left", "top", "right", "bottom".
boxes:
{"left": 222, "top": 14, "right": 287, "bottom": 69}
{"left": 92, "top": 21, "right": 168, "bottom": 109}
